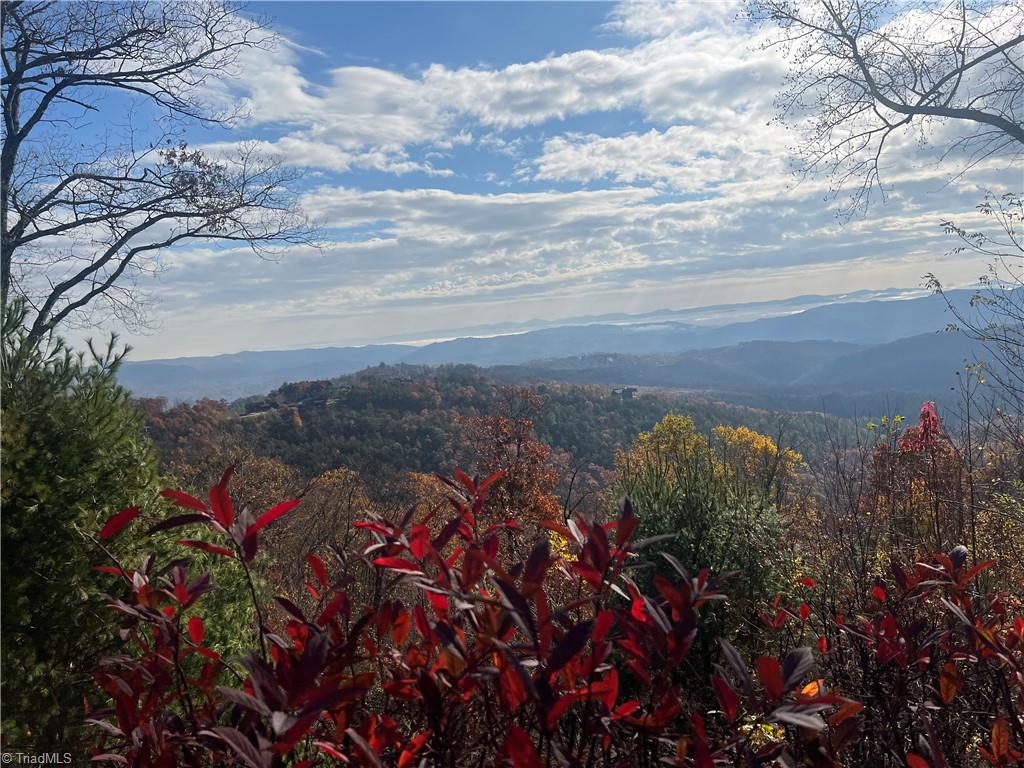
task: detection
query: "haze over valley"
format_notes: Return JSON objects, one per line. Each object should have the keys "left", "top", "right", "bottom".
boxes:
{"left": 121, "top": 289, "right": 987, "bottom": 416}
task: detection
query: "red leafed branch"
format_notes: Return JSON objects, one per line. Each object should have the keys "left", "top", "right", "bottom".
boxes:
{"left": 84, "top": 463, "right": 1024, "bottom": 767}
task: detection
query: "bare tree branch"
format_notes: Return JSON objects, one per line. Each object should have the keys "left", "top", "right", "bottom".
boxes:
{"left": 927, "top": 191, "right": 1024, "bottom": 435}
{"left": 746, "top": 0, "right": 1024, "bottom": 213}
{"left": 1, "top": 1, "right": 314, "bottom": 341}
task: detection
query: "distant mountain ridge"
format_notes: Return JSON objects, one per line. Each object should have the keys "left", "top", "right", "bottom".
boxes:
{"left": 340, "top": 287, "right": 918, "bottom": 344}
{"left": 120, "top": 345, "right": 412, "bottom": 401}
{"left": 489, "top": 332, "right": 986, "bottom": 416}
{"left": 118, "top": 289, "right": 980, "bottom": 402}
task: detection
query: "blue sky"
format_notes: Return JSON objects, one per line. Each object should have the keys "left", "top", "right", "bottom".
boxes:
{"left": 86, "top": 0, "right": 1019, "bottom": 359}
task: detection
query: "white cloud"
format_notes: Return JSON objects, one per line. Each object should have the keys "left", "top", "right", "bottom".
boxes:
{"left": 605, "top": 0, "right": 743, "bottom": 38}
{"left": 214, "top": 2, "right": 784, "bottom": 173}
{"left": 93, "top": 1, "right": 1022, "bottom": 358}
{"left": 198, "top": 137, "right": 453, "bottom": 176}
{"left": 532, "top": 124, "right": 788, "bottom": 193}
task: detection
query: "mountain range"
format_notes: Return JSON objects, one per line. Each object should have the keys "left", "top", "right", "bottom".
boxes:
{"left": 119, "top": 289, "right": 985, "bottom": 409}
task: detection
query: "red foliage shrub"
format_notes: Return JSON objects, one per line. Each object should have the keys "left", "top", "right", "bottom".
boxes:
{"left": 86, "top": 465, "right": 1023, "bottom": 766}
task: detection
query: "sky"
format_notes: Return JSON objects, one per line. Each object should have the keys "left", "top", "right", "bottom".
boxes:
{"left": 77, "top": 0, "right": 1020, "bottom": 360}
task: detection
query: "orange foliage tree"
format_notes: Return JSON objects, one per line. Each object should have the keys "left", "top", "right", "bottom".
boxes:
{"left": 458, "top": 387, "right": 561, "bottom": 527}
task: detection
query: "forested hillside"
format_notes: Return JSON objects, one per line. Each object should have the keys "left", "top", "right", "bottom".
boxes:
{"left": 140, "top": 364, "right": 839, "bottom": 504}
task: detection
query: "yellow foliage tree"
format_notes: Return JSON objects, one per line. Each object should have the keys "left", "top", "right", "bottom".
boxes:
{"left": 713, "top": 425, "right": 802, "bottom": 505}
{"left": 614, "top": 413, "right": 793, "bottom": 662}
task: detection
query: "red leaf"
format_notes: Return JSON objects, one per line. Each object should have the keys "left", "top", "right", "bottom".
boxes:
{"left": 353, "top": 520, "right": 394, "bottom": 536}
{"left": 314, "top": 741, "right": 348, "bottom": 762}
{"left": 93, "top": 565, "right": 129, "bottom": 579}
{"left": 691, "top": 712, "right": 714, "bottom": 768}
{"left": 906, "top": 755, "right": 930, "bottom": 768}
{"left": 99, "top": 506, "right": 140, "bottom": 540}
{"left": 613, "top": 700, "right": 640, "bottom": 719}
{"left": 160, "top": 489, "right": 208, "bottom": 512}
{"left": 409, "top": 524, "right": 431, "bottom": 559}
{"left": 426, "top": 591, "right": 448, "bottom": 615}
{"left": 615, "top": 496, "right": 638, "bottom": 548}
{"left": 372, "top": 556, "right": 420, "bottom": 572}
{"left": 828, "top": 699, "right": 864, "bottom": 726}
{"left": 452, "top": 468, "right": 476, "bottom": 495}
{"left": 398, "top": 731, "right": 430, "bottom": 768}
{"left": 345, "top": 728, "right": 381, "bottom": 767}
{"left": 818, "top": 635, "right": 829, "bottom": 654}
{"left": 147, "top": 513, "right": 211, "bottom": 534}
{"left": 383, "top": 680, "right": 419, "bottom": 700}
{"left": 592, "top": 668, "right": 619, "bottom": 709}
{"left": 616, "top": 637, "right": 648, "bottom": 662}
{"left": 799, "top": 603, "right": 811, "bottom": 622}
{"left": 572, "top": 561, "right": 605, "bottom": 590}
{"left": 756, "top": 657, "right": 785, "bottom": 700}
{"left": 712, "top": 674, "right": 739, "bottom": 721}
{"left": 593, "top": 609, "right": 614, "bottom": 643}
{"left": 177, "top": 539, "right": 235, "bottom": 558}
{"left": 654, "top": 575, "right": 686, "bottom": 616}
{"left": 548, "top": 621, "right": 593, "bottom": 673}
{"left": 414, "top": 604, "right": 431, "bottom": 640}
{"left": 306, "top": 554, "right": 329, "bottom": 587}
{"left": 546, "top": 696, "right": 574, "bottom": 730}
{"left": 392, "top": 610, "right": 411, "bottom": 646}
{"left": 208, "top": 726, "right": 265, "bottom": 768}
{"left": 504, "top": 724, "right": 542, "bottom": 768}
{"left": 626, "top": 658, "right": 651, "bottom": 685}
{"left": 208, "top": 465, "right": 236, "bottom": 528}
{"left": 196, "top": 646, "right": 221, "bottom": 661}
{"left": 872, "top": 585, "right": 888, "bottom": 602}
{"left": 188, "top": 616, "right": 205, "bottom": 645}
{"left": 990, "top": 717, "right": 1010, "bottom": 760}
{"left": 245, "top": 499, "right": 301, "bottom": 539}
{"left": 961, "top": 558, "right": 996, "bottom": 584}
{"left": 317, "top": 591, "right": 348, "bottom": 626}
{"left": 500, "top": 661, "right": 528, "bottom": 712}
{"left": 540, "top": 521, "right": 573, "bottom": 539}
{"left": 939, "top": 661, "right": 961, "bottom": 704}
{"left": 801, "top": 577, "right": 817, "bottom": 588}
{"left": 478, "top": 469, "right": 505, "bottom": 493}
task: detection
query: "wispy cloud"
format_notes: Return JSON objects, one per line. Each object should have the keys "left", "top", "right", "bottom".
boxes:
{"left": 93, "top": 1, "right": 1020, "bottom": 359}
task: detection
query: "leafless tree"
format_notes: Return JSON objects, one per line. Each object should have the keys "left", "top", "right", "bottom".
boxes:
{"left": 928, "top": 192, "right": 1024, "bottom": 424}
{"left": 746, "top": 0, "right": 1024, "bottom": 210}
{"left": 1, "top": 1, "right": 312, "bottom": 343}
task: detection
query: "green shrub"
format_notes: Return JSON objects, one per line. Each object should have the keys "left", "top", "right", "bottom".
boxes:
{"left": 1, "top": 303, "right": 158, "bottom": 749}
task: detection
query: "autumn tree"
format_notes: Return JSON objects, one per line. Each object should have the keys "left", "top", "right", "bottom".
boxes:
{"left": 747, "top": 0, "right": 1024, "bottom": 209}
{"left": 614, "top": 415, "right": 791, "bottom": 640}
{"left": 713, "top": 423, "right": 803, "bottom": 507}
{"left": 1, "top": 1, "right": 311, "bottom": 341}
{"left": 138, "top": 397, "right": 244, "bottom": 470}
{"left": 263, "top": 470, "right": 370, "bottom": 593}
{"left": 458, "top": 387, "right": 561, "bottom": 527}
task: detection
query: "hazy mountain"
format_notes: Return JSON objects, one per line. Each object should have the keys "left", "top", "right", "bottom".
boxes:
{"left": 364, "top": 287, "right": 913, "bottom": 343}
{"left": 119, "top": 344, "right": 413, "bottom": 401}
{"left": 491, "top": 331, "right": 987, "bottom": 416}
{"left": 796, "top": 331, "right": 985, "bottom": 392}
{"left": 691, "top": 292, "right": 964, "bottom": 347}
{"left": 401, "top": 322, "right": 695, "bottom": 366}
{"left": 495, "top": 340, "right": 862, "bottom": 390}
{"left": 404, "top": 291, "right": 969, "bottom": 366}
{"left": 118, "top": 289, "right": 978, "bottom": 401}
